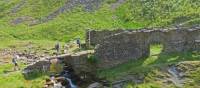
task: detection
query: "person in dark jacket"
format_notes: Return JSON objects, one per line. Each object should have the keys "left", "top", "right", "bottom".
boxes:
{"left": 12, "top": 54, "right": 20, "bottom": 71}
{"left": 76, "top": 38, "right": 81, "bottom": 48}
{"left": 55, "top": 41, "right": 60, "bottom": 54}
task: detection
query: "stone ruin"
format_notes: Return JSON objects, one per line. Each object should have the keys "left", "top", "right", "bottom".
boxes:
{"left": 62, "top": 50, "right": 95, "bottom": 74}
{"left": 86, "top": 26, "right": 200, "bottom": 68}
{"left": 23, "top": 60, "right": 50, "bottom": 76}
{"left": 23, "top": 26, "right": 200, "bottom": 76}
{"left": 23, "top": 50, "right": 94, "bottom": 76}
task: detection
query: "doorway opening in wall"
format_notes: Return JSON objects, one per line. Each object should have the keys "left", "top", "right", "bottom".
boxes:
{"left": 150, "top": 44, "right": 163, "bottom": 56}
{"left": 142, "top": 44, "right": 164, "bottom": 66}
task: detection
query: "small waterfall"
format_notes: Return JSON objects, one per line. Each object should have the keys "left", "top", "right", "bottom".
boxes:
{"left": 45, "top": 64, "right": 79, "bottom": 88}
{"left": 61, "top": 65, "right": 78, "bottom": 88}
{"left": 66, "top": 78, "right": 77, "bottom": 88}
{"left": 62, "top": 70, "right": 77, "bottom": 88}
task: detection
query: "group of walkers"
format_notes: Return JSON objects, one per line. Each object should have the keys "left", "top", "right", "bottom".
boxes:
{"left": 11, "top": 38, "right": 81, "bottom": 71}
{"left": 55, "top": 38, "right": 81, "bottom": 55}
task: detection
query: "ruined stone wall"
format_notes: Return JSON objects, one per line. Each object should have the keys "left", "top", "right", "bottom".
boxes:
{"left": 187, "top": 27, "right": 200, "bottom": 51}
{"left": 86, "top": 30, "right": 125, "bottom": 45}
{"left": 23, "top": 60, "right": 50, "bottom": 76}
{"left": 63, "top": 50, "right": 95, "bottom": 74}
{"left": 86, "top": 29, "right": 166, "bottom": 46}
{"left": 147, "top": 29, "right": 164, "bottom": 44}
{"left": 23, "top": 27, "right": 200, "bottom": 74}
{"left": 93, "top": 27, "right": 200, "bottom": 68}
{"left": 23, "top": 50, "right": 94, "bottom": 75}
{"left": 162, "top": 29, "right": 188, "bottom": 53}
{"left": 95, "top": 30, "right": 150, "bottom": 68}
{"left": 161, "top": 27, "right": 200, "bottom": 53}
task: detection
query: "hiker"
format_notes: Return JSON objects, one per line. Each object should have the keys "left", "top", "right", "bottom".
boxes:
{"left": 12, "top": 54, "right": 20, "bottom": 71}
{"left": 55, "top": 41, "right": 60, "bottom": 54}
{"left": 76, "top": 38, "right": 81, "bottom": 48}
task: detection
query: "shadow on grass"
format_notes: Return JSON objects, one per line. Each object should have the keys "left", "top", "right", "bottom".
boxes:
{"left": 23, "top": 70, "right": 50, "bottom": 80}
{"left": 98, "top": 51, "right": 200, "bottom": 80}
{"left": 151, "top": 51, "right": 200, "bottom": 65}
{"left": 3, "top": 70, "right": 15, "bottom": 74}
{"left": 97, "top": 57, "right": 147, "bottom": 80}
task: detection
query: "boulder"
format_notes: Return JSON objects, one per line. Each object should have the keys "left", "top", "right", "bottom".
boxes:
{"left": 87, "top": 82, "right": 103, "bottom": 88}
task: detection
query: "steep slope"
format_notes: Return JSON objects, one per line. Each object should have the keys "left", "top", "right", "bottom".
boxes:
{"left": 0, "top": 0, "right": 199, "bottom": 41}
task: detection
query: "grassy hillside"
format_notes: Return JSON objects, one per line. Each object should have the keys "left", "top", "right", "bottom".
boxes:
{"left": 0, "top": 1, "right": 199, "bottom": 88}
{"left": 0, "top": 0, "right": 199, "bottom": 42}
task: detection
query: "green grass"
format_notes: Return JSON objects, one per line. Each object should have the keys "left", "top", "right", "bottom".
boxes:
{"left": 0, "top": 1, "right": 199, "bottom": 87}
{"left": 0, "top": 39, "right": 66, "bottom": 52}
{"left": 0, "top": 63, "right": 48, "bottom": 88}
{"left": 0, "top": 0, "right": 199, "bottom": 43}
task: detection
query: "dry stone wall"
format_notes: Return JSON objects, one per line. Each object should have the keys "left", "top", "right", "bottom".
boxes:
{"left": 94, "top": 30, "right": 150, "bottom": 68}
{"left": 86, "top": 29, "right": 165, "bottom": 46}
{"left": 162, "top": 29, "right": 191, "bottom": 53}
{"left": 188, "top": 28, "right": 200, "bottom": 51}
{"left": 63, "top": 50, "right": 95, "bottom": 74}
{"left": 23, "top": 50, "right": 94, "bottom": 75}
{"left": 23, "top": 60, "right": 50, "bottom": 76}
{"left": 147, "top": 29, "right": 164, "bottom": 44}
{"left": 86, "top": 30, "right": 125, "bottom": 45}
{"left": 88, "top": 26, "right": 200, "bottom": 68}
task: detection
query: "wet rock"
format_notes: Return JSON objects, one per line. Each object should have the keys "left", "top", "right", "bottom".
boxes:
{"left": 101, "top": 80, "right": 111, "bottom": 87}
{"left": 87, "top": 82, "right": 103, "bottom": 88}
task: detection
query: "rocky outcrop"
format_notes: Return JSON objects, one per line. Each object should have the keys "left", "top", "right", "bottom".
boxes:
{"left": 10, "top": 16, "right": 35, "bottom": 25}
{"left": 10, "top": 0, "right": 26, "bottom": 13}
{"left": 111, "top": 0, "right": 126, "bottom": 10}
{"left": 32, "top": 0, "right": 103, "bottom": 25}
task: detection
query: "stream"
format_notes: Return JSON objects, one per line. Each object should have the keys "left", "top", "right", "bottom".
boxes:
{"left": 167, "top": 66, "right": 184, "bottom": 87}
{"left": 46, "top": 64, "right": 79, "bottom": 88}
{"left": 66, "top": 78, "right": 77, "bottom": 88}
